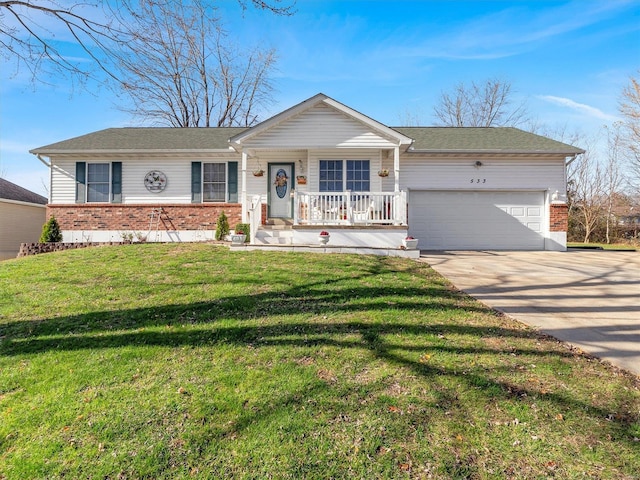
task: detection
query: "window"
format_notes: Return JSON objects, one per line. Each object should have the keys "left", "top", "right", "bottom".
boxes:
{"left": 346, "top": 160, "right": 370, "bottom": 191}
{"left": 87, "top": 163, "right": 110, "bottom": 202}
{"left": 319, "top": 160, "right": 343, "bottom": 192}
{"left": 203, "top": 163, "right": 226, "bottom": 202}
{"left": 319, "top": 160, "right": 369, "bottom": 192}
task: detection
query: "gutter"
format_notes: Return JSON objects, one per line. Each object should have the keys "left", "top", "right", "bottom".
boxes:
{"left": 565, "top": 153, "right": 581, "bottom": 165}
{"left": 36, "top": 154, "right": 51, "bottom": 167}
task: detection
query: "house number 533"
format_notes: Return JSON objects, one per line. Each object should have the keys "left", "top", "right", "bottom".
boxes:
{"left": 470, "top": 178, "right": 487, "bottom": 183}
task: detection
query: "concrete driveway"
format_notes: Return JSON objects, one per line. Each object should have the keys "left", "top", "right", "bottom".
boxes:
{"left": 420, "top": 250, "right": 640, "bottom": 376}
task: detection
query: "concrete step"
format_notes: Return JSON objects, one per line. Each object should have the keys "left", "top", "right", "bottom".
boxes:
{"left": 254, "top": 227, "right": 294, "bottom": 245}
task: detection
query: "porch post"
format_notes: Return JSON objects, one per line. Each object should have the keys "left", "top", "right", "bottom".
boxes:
{"left": 393, "top": 146, "right": 400, "bottom": 192}
{"left": 393, "top": 146, "right": 401, "bottom": 225}
{"left": 241, "top": 151, "right": 248, "bottom": 221}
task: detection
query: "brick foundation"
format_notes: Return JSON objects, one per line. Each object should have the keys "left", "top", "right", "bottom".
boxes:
{"left": 47, "top": 204, "right": 243, "bottom": 231}
{"left": 550, "top": 203, "right": 568, "bottom": 232}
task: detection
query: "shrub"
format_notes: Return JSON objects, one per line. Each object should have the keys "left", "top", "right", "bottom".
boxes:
{"left": 235, "top": 223, "right": 250, "bottom": 242}
{"left": 39, "top": 216, "right": 63, "bottom": 243}
{"left": 215, "top": 212, "right": 230, "bottom": 241}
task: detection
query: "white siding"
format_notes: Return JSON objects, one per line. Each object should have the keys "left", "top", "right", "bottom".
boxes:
{"left": 0, "top": 201, "right": 46, "bottom": 259}
{"left": 51, "top": 160, "right": 77, "bottom": 204}
{"left": 399, "top": 155, "right": 566, "bottom": 193}
{"left": 242, "top": 104, "right": 399, "bottom": 149}
{"left": 50, "top": 154, "right": 242, "bottom": 205}
{"left": 122, "top": 159, "right": 192, "bottom": 204}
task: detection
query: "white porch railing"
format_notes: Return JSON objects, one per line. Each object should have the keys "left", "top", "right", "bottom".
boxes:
{"left": 293, "top": 191, "right": 407, "bottom": 226}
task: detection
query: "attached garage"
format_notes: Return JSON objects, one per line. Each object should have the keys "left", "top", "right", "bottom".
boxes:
{"left": 408, "top": 190, "right": 546, "bottom": 250}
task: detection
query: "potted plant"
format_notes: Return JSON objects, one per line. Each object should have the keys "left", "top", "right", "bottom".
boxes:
{"left": 378, "top": 169, "right": 390, "bottom": 177}
{"left": 253, "top": 169, "right": 264, "bottom": 177}
{"left": 296, "top": 175, "right": 307, "bottom": 185}
{"left": 402, "top": 235, "right": 418, "bottom": 249}
{"left": 231, "top": 230, "right": 246, "bottom": 245}
{"left": 318, "top": 230, "right": 330, "bottom": 245}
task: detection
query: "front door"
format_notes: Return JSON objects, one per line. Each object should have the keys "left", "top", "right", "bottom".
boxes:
{"left": 269, "top": 163, "right": 294, "bottom": 218}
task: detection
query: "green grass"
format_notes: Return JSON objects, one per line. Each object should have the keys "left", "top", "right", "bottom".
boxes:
{"left": 1, "top": 244, "right": 638, "bottom": 479}
{"left": 568, "top": 242, "right": 638, "bottom": 251}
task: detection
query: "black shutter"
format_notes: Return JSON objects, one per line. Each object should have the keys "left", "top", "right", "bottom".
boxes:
{"left": 191, "top": 162, "right": 202, "bottom": 203}
{"left": 111, "top": 162, "right": 122, "bottom": 203}
{"left": 227, "top": 161, "right": 238, "bottom": 203}
{"left": 75, "top": 162, "right": 86, "bottom": 203}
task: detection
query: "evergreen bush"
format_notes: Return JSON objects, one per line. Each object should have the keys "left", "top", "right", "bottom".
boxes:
{"left": 215, "top": 212, "right": 230, "bottom": 240}
{"left": 39, "top": 216, "right": 63, "bottom": 243}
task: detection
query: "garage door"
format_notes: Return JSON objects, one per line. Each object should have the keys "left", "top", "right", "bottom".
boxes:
{"left": 409, "top": 191, "right": 545, "bottom": 250}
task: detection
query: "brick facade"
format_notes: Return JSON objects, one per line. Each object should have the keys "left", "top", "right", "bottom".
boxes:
{"left": 47, "top": 204, "right": 243, "bottom": 231}
{"left": 549, "top": 203, "right": 568, "bottom": 232}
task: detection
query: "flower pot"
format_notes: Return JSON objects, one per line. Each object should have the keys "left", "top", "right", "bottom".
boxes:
{"left": 378, "top": 170, "right": 389, "bottom": 177}
{"left": 318, "top": 235, "right": 330, "bottom": 245}
{"left": 231, "top": 234, "right": 246, "bottom": 245}
{"left": 253, "top": 171, "right": 264, "bottom": 177}
{"left": 296, "top": 176, "right": 307, "bottom": 185}
{"left": 402, "top": 238, "right": 418, "bottom": 249}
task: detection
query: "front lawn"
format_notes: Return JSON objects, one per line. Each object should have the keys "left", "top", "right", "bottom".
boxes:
{"left": 1, "top": 244, "right": 638, "bottom": 479}
{"left": 568, "top": 242, "right": 638, "bottom": 251}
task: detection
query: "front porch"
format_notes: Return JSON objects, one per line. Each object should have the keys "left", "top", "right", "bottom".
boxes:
{"left": 247, "top": 191, "right": 411, "bottom": 251}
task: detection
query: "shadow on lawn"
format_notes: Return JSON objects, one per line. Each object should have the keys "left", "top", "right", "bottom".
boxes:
{"left": 1, "top": 262, "right": 639, "bottom": 450}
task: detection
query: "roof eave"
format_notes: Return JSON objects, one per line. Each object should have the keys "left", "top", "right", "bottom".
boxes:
{"left": 407, "top": 148, "right": 584, "bottom": 155}
{"left": 30, "top": 148, "right": 236, "bottom": 155}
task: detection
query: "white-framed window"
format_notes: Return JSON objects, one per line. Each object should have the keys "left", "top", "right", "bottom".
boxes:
{"left": 203, "top": 163, "right": 226, "bottom": 202}
{"left": 87, "top": 163, "right": 110, "bottom": 202}
{"left": 319, "top": 160, "right": 370, "bottom": 192}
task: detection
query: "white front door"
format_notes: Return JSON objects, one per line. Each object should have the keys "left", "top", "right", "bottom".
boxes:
{"left": 269, "top": 163, "right": 293, "bottom": 218}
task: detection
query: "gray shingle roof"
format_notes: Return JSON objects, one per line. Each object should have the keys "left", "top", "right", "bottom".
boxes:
{"left": 30, "top": 127, "right": 247, "bottom": 153}
{"left": 394, "top": 127, "right": 584, "bottom": 154}
{"left": 0, "top": 178, "right": 47, "bottom": 204}
{"left": 31, "top": 126, "right": 584, "bottom": 155}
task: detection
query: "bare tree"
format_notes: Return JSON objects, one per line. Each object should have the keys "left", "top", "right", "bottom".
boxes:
{"left": 0, "top": 1, "right": 123, "bottom": 84}
{"left": 567, "top": 135, "right": 605, "bottom": 243}
{"left": 433, "top": 78, "right": 529, "bottom": 127}
{"left": 1, "top": 0, "right": 293, "bottom": 85}
{"left": 619, "top": 71, "right": 640, "bottom": 190}
{"left": 113, "top": 0, "right": 276, "bottom": 127}
{"left": 603, "top": 124, "right": 625, "bottom": 243}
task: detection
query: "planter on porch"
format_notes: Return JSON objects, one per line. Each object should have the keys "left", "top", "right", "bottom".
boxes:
{"left": 231, "top": 233, "right": 246, "bottom": 244}
{"left": 318, "top": 231, "right": 330, "bottom": 245}
{"left": 402, "top": 236, "right": 418, "bottom": 249}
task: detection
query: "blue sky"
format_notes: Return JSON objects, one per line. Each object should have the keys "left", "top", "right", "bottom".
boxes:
{"left": 1, "top": 0, "right": 638, "bottom": 197}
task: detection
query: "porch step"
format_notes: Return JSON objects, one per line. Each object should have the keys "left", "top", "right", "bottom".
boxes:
{"left": 254, "top": 226, "right": 293, "bottom": 245}
{"left": 264, "top": 218, "right": 294, "bottom": 227}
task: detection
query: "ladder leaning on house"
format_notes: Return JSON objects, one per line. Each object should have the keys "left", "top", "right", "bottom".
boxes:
{"left": 148, "top": 208, "right": 163, "bottom": 242}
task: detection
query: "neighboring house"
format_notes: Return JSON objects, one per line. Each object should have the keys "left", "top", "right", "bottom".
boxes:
{"left": 30, "top": 93, "right": 583, "bottom": 251}
{"left": 0, "top": 178, "right": 48, "bottom": 260}
{"left": 611, "top": 194, "right": 640, "bottom": 239}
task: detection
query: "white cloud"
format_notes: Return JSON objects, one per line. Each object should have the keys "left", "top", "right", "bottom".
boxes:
{"left": 537, "top": 95, "right": 619, "bottom": 122}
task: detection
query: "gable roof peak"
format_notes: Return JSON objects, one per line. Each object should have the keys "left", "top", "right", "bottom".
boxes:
{"left": 229, "top": 93, "right": 413, "bottom": 149}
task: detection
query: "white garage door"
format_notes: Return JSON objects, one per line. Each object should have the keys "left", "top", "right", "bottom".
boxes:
{"left": 409, "top": 191, "right": 545, "bottom": 250}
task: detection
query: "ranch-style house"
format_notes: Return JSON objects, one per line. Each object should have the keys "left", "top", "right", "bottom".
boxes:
{"left": 31, "top": 93, "right": 583, "bottom": 251}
